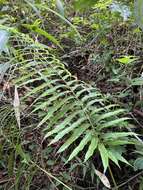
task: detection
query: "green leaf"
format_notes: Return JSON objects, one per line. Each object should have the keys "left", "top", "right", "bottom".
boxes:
{"left": 96, "top": 109, "right": 125, "bottom": 122}
{"left": 103, "top": 132, "right": 136, "bottom": 139}
{"left": 23, "top": 20, "right": 62, "bottom": 49}
{"left": 107, "top": 139, "right": 135, "bottom": 146}
{"left": 44, "top": 110, "right": 82, "bottom": 138}
{"left": 98, "top": 143, "right": 109, "bottom": 173}
{"left": 48, "top": 102, "right": 77, "bottom": 128}
{"left": 67, "top": 132, "right": 92, "bottom": 162}
{"left": 116, "top": 56, "right": 138, "bottom": 64}
{"left": 108, "top": 150, "right": 119, "bottom": 167}
{"left": 33, "top": 96, "right": 74, "bottom": 113}
{"left": 134, "top": 157, "right": 143, "bottom": 170}
{"left": 84, "top": 137, "right": 98, "bottom": 162}
{"left": 109, "top": 148, "right": 130, "bottom": 166}
{"left": 85, "top": 99, "right": 104, "bottom": 109}
{"left": 23, "top": 83, "right": 48, "bottom": 98}
{"left": 35, "top": 96, "right": 73, "bottom": 126}
{"left": 91, "top": 104, "right": 119, "bottom": 115}
{"left": 76, "top": 88, "right": 92, "bottom": 97}
{"left": 81, "top": 93, "right": 101, "bottom": 102}
{"left": 58, "top": 124, "right": 90, "bottom": 153}
{"left": 99, "top": 117, "right": 130, "bottom": 130}
{"left": 49, "top": 117, "right": 86, "bottom": 145}
{"left": 14, "top": 71, "right": 36, "bottom": 84}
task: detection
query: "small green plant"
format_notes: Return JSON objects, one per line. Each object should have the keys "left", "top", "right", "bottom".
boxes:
{"left": 117, "top": 56, "right": 138, "bottom": 65}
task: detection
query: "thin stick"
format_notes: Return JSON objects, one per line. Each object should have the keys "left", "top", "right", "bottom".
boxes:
{"left": 30, "top": 161, "right": 72, "bottom": 190}
{"left": 112, "top": 171, "right": 143, "bottom": 190}
{"left": 108, "top": 165, "right": 118, "bottom": 190}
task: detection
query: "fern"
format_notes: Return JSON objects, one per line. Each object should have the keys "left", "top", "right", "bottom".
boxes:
{"left": 0, "top": 26, "right": 137, "bottom": 172}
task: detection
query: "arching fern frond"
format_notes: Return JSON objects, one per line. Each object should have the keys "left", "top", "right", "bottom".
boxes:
{"left": 0, "top": 26, "right": 136, "bottom": 172}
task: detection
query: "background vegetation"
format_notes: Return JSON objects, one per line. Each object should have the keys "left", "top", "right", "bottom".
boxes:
{"left": 1, "top": 0, "right": 143, "bottom": 189}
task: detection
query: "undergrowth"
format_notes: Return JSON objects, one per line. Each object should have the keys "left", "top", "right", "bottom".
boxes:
{"left": 1, "top": 0, "right": 143, "bottom": 190}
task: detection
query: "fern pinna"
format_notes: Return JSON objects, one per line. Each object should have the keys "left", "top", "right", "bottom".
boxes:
{"left": 1, "top": 26, "right": 136, "bottom": 172}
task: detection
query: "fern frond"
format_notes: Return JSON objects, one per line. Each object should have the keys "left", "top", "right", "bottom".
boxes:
{"left": 0, "top": 26, "right": 137, "bottom": 172}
